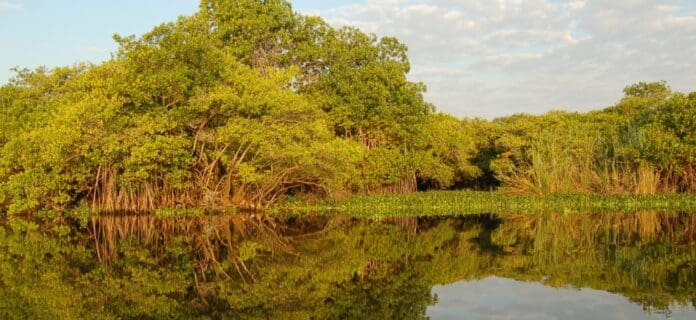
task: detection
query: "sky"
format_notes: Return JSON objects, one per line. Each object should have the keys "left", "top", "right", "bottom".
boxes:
{"left": 1, "top": 0, "right": 695, "bottom": 118}
{"left": 427, "top": 276, "right": 696, "bottom": 319}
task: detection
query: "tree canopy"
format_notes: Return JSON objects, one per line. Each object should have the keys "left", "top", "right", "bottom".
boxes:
{"left": 1, "top": 0, "right": 695, "bottom": 217}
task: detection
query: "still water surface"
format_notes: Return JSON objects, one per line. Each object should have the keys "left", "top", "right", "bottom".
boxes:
{"left": 1, "top": 212, "right": 695, "bottom": 319}
{"left": 429, "top": 276, "right": 695, "bottom": 319}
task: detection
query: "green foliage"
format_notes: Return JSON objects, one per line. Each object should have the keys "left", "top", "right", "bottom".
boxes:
{"left": 415, "top": 113, "right": 481, "bottom": 189}
{"left": 477, "top": 83, "right": 696, "bottom": 195}
{"left": 0, "top": 0, "right": 441, "bottom": 215}
{"left": 1, "top": 0, "right": 695, "bottom": 218}
{"left": 623, "top": 80, "right": 672, "bottom": 100}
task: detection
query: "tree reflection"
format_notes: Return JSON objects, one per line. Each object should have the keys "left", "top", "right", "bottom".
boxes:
{"left": 0, "top": 212, "right": 694, "bottom": 318}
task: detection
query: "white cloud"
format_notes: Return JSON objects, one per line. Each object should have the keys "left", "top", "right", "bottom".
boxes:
{"left": 300, "top": 0, "right": 696, "bottom": 118}
{"left": 568, "top": 1, "right": 587, "bottom": 10}
{"left": 0, "top": 1, "right": 21, "bottom": 10}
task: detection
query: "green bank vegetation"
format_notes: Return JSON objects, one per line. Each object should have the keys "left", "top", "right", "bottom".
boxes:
{"left": 1, "top": 0, "right": 696, "bottom": 217}
{"left": 1, "top": 213, "right": 694, "bottom": 318}
{"left": 276, "top": 191, "right": 696, "bottom": 217}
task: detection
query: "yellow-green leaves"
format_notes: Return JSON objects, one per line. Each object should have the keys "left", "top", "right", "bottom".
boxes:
{"left": 2, "top": 1, "right": 696, "bottom": 217}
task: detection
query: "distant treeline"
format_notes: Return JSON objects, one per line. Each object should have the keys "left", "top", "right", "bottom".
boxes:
{"left": 1, "top": 0, "right": 695, "bottom": 215}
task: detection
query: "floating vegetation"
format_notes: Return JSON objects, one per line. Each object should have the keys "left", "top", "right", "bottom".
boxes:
{"left": 275, "top": 191, "right": 696, "bottom": 217}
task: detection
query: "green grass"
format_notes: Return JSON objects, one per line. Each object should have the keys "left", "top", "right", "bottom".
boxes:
{"left": 272, "top": 191, "right": 696, "bottom": 217}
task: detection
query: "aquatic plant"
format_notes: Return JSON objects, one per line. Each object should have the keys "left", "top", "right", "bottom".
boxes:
{"left": 276, "top": 191, "right": 696, "bottom": 217}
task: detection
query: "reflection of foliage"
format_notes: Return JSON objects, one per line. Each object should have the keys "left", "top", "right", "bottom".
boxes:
{"left": 487, "top": 212, "right": 696, "bottom": 311}
{"left": 0, "top": 219, "right": 84, "bottom": 320}
{"left": 320, "top": 262, "right": 437, "bottom": 320}
{"left": 0, "top": 212, "right": 695, "bottom": 318}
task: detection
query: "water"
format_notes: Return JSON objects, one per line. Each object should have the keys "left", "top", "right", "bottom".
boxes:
{"left": 1, "top": 212, "right": 695, "bottom": 319}
{"left": 429, "top": 277, "right": 695, "bottom": 319}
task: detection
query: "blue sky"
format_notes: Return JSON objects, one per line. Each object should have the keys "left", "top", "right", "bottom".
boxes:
{"left": 2, "top": 0, "right": 695, "bottom": 118}
{"left": 0, "top": 1, "right": 352, "bottom": 82}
